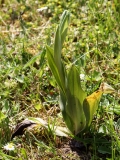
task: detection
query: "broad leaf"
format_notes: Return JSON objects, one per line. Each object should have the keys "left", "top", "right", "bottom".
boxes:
{"left": 12, "top": 118, "right": 70, "bottom": 138}
{"left": 54, "top": 26, "right": 65, "bottom": 89}
{"left": 46, "top": 45, "right": 65, "bottom": 94}
{"left": 54, "top": 26, "right": 62, "bottom": 68}
{"left": 83, "top": 90, "right": 103, "bottom": 129}
{"left": 59, "top": 10, "right": 70, "bottom": 46}
{"left": 65, "top": 65, "right": 87, "bottom": 134}
{"left": 67, "top": 65, "right": 86, "bottom": 105}
{"left": 66, "top": 93, "right": 86, "bottom": 134}
{"left": 59, "top": 91, "right": 74, "bottom": 134}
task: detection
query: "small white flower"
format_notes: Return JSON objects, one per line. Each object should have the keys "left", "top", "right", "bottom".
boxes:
{"left": 80, "top": 74, "right": 85, "bottom": 80}
{"left": 3, "top": 143, "right": 15, "bottom": 151}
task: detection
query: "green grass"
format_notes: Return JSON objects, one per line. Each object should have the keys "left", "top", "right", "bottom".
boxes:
{"left": 0, "top": 0, "right": 120, "bottom": 159}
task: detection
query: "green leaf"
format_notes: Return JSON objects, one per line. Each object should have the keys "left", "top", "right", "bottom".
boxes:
{"left": 23, "top": 53, "right": 41, "bottom": 69}
{"left": 54, "top": 26, "right": 62, "bottom": 64}
{"left": 23, "top": 49, "right": 46, "bottom": 69}
{"left": 16, "top": 76, "right": 24, "bottom": 83}
{"left": 67, "top": 65, "right": 86, "bottom": 105}
{"left": 66, "top": 93, "right": 86, "bottom": 134}
{"left": 53, "top": 10, "right": 70, "bottom": 95}
{"left": 20, "top": 148, "right": 28, "bottom": 159}
{"left": 98, "top": 146, "right": 111, "bottom": 154}
{"left": 59, "top": 91, "right": 74, "bottom": 133}
{"left": 64, "top": 65, "right": 87, "bottom": 134}
{"left": 116, "top": 118, "right": 120, "bottom": 132}
{"left": 0, "top": 111, "right": 7, "bottom": 122}
{"left": 117, "top": 118, "right": 120, "bottom": 126}
{"left": 59, "top": 10, "right": 70, "bottom": 46}
{"left": 46, "top": 45, "right": 65, "bottom": 94}
{"left": 34, "top": 103, "right": 42, "bottom": 111}
{"left": 113, "top": 105, "right": 120, "bottom": 115}
{"left": 54, "top": 26, "right": 64, "bottom": 84}
{"left": 0, "top": 150, "right": 16, "bottom": 159}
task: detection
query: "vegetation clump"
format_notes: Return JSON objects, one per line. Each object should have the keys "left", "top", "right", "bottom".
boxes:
{"left": 0, "top": 0, "right": 119, "bottom": 159}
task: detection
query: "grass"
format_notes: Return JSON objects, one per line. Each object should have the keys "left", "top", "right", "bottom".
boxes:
{"left": 0, "top": 0, "right": 120, "bottom": 159}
